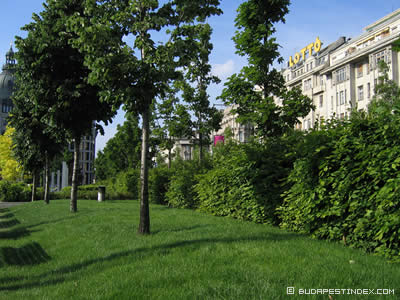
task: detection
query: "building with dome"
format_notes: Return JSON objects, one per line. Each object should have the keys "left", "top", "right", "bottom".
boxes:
{"left": 0, "top": 46, "right": 16, "bottom": 134}
{"left": 0, "top": 46, "right": 96, "bottom": 187}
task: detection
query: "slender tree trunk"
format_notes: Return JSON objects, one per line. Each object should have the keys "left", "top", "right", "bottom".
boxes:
{"left": 31, "top": 170, "right": 37, "bottom": 202}
{"left": 168, "top": 148, "right": 171, "bottom": 169}
{"left": 199, "top": 131, "right": 203, "bottom": 163}
{"left": 138, "top": 104, "right": 150, "bottom": 234}
{"left": 70, "top": 136, "right": 81, "bottom": 213}
{"left": 44, "top": 152, "right": 50, "bottom": 204}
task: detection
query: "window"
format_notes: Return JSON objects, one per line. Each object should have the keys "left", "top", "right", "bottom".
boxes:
{"left": 357, "top": 64, "right": 363, "bottom": 78}
{"left": 336, "top": 67, "right": 347, "bottom": 83}
{"left": 183, "top": 145, "right": 191, "bottom": 160}
{"left": 376, "top": 50, "right": 386, "bottom": 63}
{"left": 1, "top": 103, "right": 12, "bottom": 113}
{"left": 239, "top": 130, "right": 244, "bottom": 143}
{"left": 304, "top": 78, "right": 312, "bottom": 91}
{"left": 339, "top": 90, "right": 345, "bottom": 105}
{"left": 367, "top": 83, "right": 371, "bottom": 98}
{"left": 320, "top": 75, "right": 324, "bottom": 86}
{"left": 319, "top": 95, "right": 323, "bottom": 108}
{"left": 358, "top": 85, "right": 364, "bottom": 101}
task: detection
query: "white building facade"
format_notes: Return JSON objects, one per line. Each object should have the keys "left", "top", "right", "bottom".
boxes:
{"left": 281, "top": 9, "right": 400, "bottom": 129}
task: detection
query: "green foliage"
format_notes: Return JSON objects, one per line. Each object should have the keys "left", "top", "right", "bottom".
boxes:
{"left": 195, "top": 136, "right": 302, "bottom": 224}
{"left": 96, "top": 169, "right": 141, "bottom": 200}
{"left": 0, "top": 127, "right": 23, "bottom": 181}
{"left": 220, "top": 0, "right": 313, "bottom": 138}
{"left": 165, "top": 152, "right": 212, "bottom": 209}
{"left": 149, "top": 165, "right": 172, "bottom": 205}
{"left": 0, "top": 181, "right": 30, "bottom": 202}
{"left": 279, "top": 99, "right": 400, "bottom": 261}
{"left": 95, "top": 113, "right": 142, "bottom": 180}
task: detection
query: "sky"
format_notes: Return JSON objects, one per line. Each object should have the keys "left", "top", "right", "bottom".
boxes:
{"left": 0, "top": 0, "right": 399, "bottom": 155}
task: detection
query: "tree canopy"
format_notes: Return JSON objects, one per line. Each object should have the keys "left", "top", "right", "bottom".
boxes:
{"left": 69, "top": 0, "right": 222, "bottom": 234}
{"left": 14, "top": 0, "right": 117, "bottom": 211}
{"left": 0, "top": 127, "right": 22, "bottom": 181}
{"left": 220, "top": 0, "right": 314, "bottom": 138}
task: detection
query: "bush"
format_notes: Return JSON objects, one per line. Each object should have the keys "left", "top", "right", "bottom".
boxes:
{"left": 0, "top": 181, "right": 30, "bottom": 202}
{"left": 95, "top": 169, "right": 140, "bottom": 200}
{"left": 279, "top": 111, "right": 400, "bottom": 261}
{"left": 149, "top": 165, "right": 172, "bottom": 205}
{"left": 195, "top": 136, "right": 302, "bottom": 224}
{"left": 165, "top": 151, "right": 212, "bottom": 209}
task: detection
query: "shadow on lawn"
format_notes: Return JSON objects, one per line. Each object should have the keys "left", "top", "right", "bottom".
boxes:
{"left": 0, "top": 213, "right": 15, "bottom": 219}
{"left": 0, "top": 227, "right": 32, "bottom": 239}
{"left": 0, "top": 232, "right": 301, "bottom": 291}
{"left": 0, "top": 219, "right": 20, "bottom": 229}
{"left": 0, "top": 242, "right": 51, "bottom": 267}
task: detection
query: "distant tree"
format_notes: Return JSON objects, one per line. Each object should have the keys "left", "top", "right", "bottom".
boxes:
{"left": 95, "top": 112, "right": 142, "bottom": 180}
{"left": 10, "top": 48, "right": 67, "bottom": 203}
{"left": 154, "top": 86, "right": 193, "bottom": 168}
{"left": 70, "top": 0, "right": 222, "bottom": 234}
{"left": 0, "top": 127, "right": 22, "bottom": 181}
{"left": 178, "top": 23, "right": 223, "bottom": 162}
{"left": 220, "top": 0, "right": 314, "bottom": 138}
{"left": 16, "top": 0, "right": 116, "bottom": 212}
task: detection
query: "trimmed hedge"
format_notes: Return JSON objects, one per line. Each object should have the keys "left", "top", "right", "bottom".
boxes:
{"left": 0, "top": 181, "right": 30, "bottom": 202}
{"left": 279, "top": 110, "right": 400, "bottom": 261}
{"left": 195, "top": 136, "right": 301, "bottom": 224}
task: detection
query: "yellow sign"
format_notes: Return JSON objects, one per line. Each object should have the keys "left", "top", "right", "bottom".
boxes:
{"left": 289, "top": 37, "right": 322, "bottom": 67}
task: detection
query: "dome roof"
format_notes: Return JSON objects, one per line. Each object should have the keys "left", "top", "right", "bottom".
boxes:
{"left": 0, "top": 46, "right": 15, "bottom": 97}
{"left": 0, "top": 71, "right": 14, "bottom": 91}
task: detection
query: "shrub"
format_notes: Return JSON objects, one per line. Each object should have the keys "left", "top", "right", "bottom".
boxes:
{"left": 149, "top": 165, "right": 172, "bottom": 205}
{"left": 166, "top": 160, "right": 200, "bottom": 208}
{"left": 165, "top": 151, "right": 212, "bottom": 209}
{"left": 279, "top": 111, "right": 400, "bottom": 261}
{"left": 195, "top": 136, "right": 301, "bottom": 224}
{"left": 0, "top": 181, "right": 30, "bottom": 202}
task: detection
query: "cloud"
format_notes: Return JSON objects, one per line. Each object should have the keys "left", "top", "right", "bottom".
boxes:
{"left": 212, "top": 59, "right": 235, "bottom": 79}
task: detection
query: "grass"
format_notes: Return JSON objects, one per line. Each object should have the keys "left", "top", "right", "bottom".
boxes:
{"left": 0, "top": 200, "right": 399, "bottom": 300}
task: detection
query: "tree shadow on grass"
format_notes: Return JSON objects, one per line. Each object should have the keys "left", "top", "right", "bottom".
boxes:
{"left": 0, "top": 227, "right": 34, "bottom": 239}
{"left": 0, "top": 209, "right": 9, "bottom": 213}
{"left": 0, "top": 219, "right": 20, "bottom": 229}
{"left": 0, "top": 242, "right": 51, "bottom": 267}
{"left": 152, "top": 224, "right": 211, "bottom": 234}
{"left": 0, "top": 232, "right": 302, "bottom": 291}
{"left": 0, "top": 213, "right": 14, "bottom": 219}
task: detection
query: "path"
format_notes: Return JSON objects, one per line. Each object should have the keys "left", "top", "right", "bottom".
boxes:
{"left": 0, "top": 202, "right": 28, "bottom": 209}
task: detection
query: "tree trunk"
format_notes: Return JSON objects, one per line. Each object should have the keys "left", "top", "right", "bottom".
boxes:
{"left": 44, "top": 152, "right": 50, "bottom": 204}
{"left": 168, "top": 148, "right": 171, "bottom": 169}
{"left": 199, "top": 131, "right": 203, "bottom": 163}
{"left": 138, "top": 104, "right": 150, "bottom": 235}
{"left": 31, "top": 170, "right": 37, "bottom": 202}
{"left": 70, "top": 136, "right": 81, "bottom": 213}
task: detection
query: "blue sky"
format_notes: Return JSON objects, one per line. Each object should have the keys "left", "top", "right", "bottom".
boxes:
{"left": 0, "top": 0, "right": 398, "bottom": 154}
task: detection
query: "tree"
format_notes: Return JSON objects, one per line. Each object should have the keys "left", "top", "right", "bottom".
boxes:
{"left": 154, "top": 86, "right": 193, "bottom": 168}
{"left": 219, "top": 0, "right": 313, "bottom": 138}
{"left": 178, "top": 23, "right": 223, "bottom": 162}
{"left": 16, "top": 0, "right": 116, "bottom": 212}
{"left": 0, "top": 127, "right": 22, "bottom": 181}
{"left": 10, "top": 52, "right": 67, "bottom": 203}
{"left": 70, "top": 0, "right": 222, "bottom": 234}
{"left": 95, "top": 112, "right": 142, "bottom": 180}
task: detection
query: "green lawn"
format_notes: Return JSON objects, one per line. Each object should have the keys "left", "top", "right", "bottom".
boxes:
{"left": 0, "top": 200, "right": 398, "bottom": 300}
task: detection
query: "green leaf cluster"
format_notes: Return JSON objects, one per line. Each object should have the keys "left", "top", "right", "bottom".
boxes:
{"left": 279, "top": 101, "right": 400, "bottom": 261}
{"left": 195, "top": 135, "right": 301, "bottom": 224}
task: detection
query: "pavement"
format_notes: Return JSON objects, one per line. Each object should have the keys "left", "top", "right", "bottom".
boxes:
{"left": 0, "top": 202, "right": 28, "bottom": 209}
